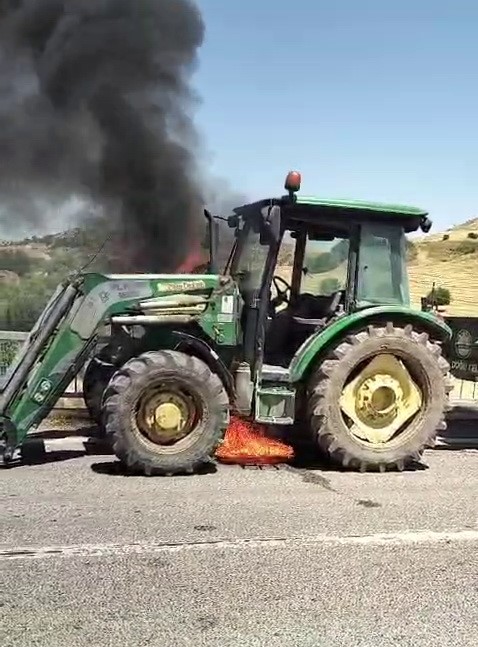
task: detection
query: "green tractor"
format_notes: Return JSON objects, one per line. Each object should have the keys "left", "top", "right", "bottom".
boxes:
{"left": 0, "top": 172, "right": 453, "bottom": 474}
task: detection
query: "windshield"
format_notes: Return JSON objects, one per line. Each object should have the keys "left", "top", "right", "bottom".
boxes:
{"left": 301, "top": 236, "right": 350, "bottom": 296}
{"left": 232, "top": 220, "right": 270, "bottom": 296}
{"left": 356, "top": 223, "right": 409, "bottom": 306}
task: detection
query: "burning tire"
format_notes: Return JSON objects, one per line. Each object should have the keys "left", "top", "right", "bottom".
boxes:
{"left": 103, "top": 350, "right": 229, "bottom": 476}
{"left": 307, "top": 322, "right": 453, "bottom": 472}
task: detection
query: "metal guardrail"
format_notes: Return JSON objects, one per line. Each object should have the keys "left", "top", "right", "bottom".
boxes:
{"left": 0, "top": 330, "right": 84, "bottom": 394}
{"left": 452, "top": 378, "right": 478, "bottom": 400}
{"left": 0, "top": 331, "right": 28, "bottom": 377}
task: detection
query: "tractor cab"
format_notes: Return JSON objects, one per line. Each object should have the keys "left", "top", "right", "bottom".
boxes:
{"left": 227, "top": 172, "right": 434, "bottom": 370}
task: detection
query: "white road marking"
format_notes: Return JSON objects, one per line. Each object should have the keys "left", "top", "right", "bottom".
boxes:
{"left": 2, "top": 529, "right": 478, "bottom": 561}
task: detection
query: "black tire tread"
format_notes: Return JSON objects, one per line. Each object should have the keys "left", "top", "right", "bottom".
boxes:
{"left": 103, "top": 350, "right": 229, "bottom": 476}
{"left": 307, "top": 322, "right": 453, "bottom": 472}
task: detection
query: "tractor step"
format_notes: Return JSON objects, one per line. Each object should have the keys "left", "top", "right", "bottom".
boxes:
{"left": 261, "top": 364, "right": 290, "bottom": 383}
{"left": 256, "top": 365, "right": 294, "bottom": 424}
{"left": 255, "top": 383, "right": 295, "bottom": 425}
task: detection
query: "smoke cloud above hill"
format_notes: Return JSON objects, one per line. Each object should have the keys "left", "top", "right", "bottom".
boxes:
{"left": 0, "top": 0, "right": 207, "bottom": 271}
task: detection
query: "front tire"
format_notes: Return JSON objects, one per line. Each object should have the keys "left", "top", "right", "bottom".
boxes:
{"left": 103, "top": 350, "right": 229, "bottom": 475}
{"left": 307, "top": 322, "right": 453, "bottom": 472}
{"left": 83, "top": 356, "right": 116, "bottom": 429}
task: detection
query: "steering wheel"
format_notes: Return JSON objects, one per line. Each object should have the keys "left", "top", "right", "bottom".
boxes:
{"left": 271, "top": 275, "right": 292, "bottom": 308}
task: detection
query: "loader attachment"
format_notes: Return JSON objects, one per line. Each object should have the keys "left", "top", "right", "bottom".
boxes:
{"left": 0, "top": 278, "right": 101, "bottom": 461}
{"left": 0, "top": 270, "right": 226, "bottom": 464}
{"left": 0, "top": 273, "right": 166, "bottom": 462}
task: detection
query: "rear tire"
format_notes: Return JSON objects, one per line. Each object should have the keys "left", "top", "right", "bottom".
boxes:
{"left": 307, "top": 322, "right": 453, "bottom": 472}
{"left": 103, "top": 350, "right": 229, "bottom": 476}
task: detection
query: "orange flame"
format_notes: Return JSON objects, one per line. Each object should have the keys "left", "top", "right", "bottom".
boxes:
{"left": 176, "top": 238, "right": 207, "bottom": 274}
{"left": 216, "top": 416, "right": 294, "bottom": 465}
{"left": 176, "top": 242, "right": 294, "bottom": 466}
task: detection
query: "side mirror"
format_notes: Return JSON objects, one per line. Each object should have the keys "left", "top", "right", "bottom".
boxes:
{"left": 260, "top": 205, "right": 281, "bottom": 244}
{"left": 227, "top": 214, "right": 240, "bottom": 228}
{"left": 420, "top": 217, "right": 433, "bottom": 233}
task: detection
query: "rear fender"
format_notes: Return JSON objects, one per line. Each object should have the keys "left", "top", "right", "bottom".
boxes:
{"left": 172, "top": 331, "right": 235, "bottom": 399}
{"left": 289, "top": 306, "right": 452, "bottom": 383}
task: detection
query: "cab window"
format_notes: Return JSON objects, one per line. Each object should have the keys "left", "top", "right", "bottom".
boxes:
{"left": 232, "top": 220, "right": 270, "bottom": 297}
{"left": 301, "top": 236, "right": 350, "bottom": 296}
{"left": 356, "top": 223, "right": 409, "bottom": 306}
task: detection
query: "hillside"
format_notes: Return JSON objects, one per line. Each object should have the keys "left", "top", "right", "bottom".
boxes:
{"left": 275, "top": 219, "right": 478, "bottom": 316}
{"left": 0, "top": 228, "right": 109, "bottom": 331}
{"left": 409, "top": 219, "right": 478, "bottom": 315}
{"left": 0, "top": 217, "right": 478, "bottom": 331}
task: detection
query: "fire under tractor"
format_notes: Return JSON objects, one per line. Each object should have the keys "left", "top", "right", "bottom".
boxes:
{"left": 0, "top": 172, "right": 453, "bottom": 474}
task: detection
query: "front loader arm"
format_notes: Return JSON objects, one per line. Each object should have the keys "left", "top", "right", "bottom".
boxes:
{"left": 1, "top": 274, "right": 155, "bottom": 457}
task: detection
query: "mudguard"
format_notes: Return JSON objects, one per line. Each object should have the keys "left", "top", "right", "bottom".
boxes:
{"left": 172, "top": 331, "right": 235, "bottom": 398}
{"left": 289, "top": 305, "right": 452, "bottom": 383}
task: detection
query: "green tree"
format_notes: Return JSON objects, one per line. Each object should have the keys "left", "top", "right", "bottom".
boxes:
{"left": 306, "top": 239, "right": 349, "bottom": 273}
{"left": 0, "top": 250, "right": 33, "bottom": 276}
{"left": 0, "top": 274, "right": 60, "bottom": 331}
{"left": 425, "top": 286, "right": 451, "bottom": 307}
{"left": 456, "top": 240, "right": 478, "bottom": 255}
{"left": 320, "top": 277, "right": 341, "bottom": 294}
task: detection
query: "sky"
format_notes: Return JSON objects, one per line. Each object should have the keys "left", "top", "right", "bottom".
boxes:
{"left": 194, "top": 0, "right": 478, "bottom": 231}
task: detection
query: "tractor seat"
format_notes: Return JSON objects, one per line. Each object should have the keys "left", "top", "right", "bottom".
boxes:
{"left": 293, "top": 291, "right": 344, "bottom": 321}
{"left": 291, "top": 315, "right": 327, "bottom": 331}
{"left": 265, "top": 291, "right": 343, "bottom": 364}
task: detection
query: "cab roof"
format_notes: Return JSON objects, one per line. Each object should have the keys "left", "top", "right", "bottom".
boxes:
{"left": 294, "top": 196, "right": 428, "bottom": 218}
{"left": 234, "top": 195, "right": 428, "bottom": 219}
{"left": 232, "top": 195, "right": 429, "bottom": 233}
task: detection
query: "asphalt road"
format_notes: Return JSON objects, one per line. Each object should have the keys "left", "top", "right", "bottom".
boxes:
{"left": 1, "top": 440, "right": 478, "bottom": 647}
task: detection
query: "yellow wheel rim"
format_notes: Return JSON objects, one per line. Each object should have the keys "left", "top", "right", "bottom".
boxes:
{"left": 339, "top": 354, "right": 423, "bottom": 446}
{"left": 136, "top": 388, "right": 197, "bottom": 445}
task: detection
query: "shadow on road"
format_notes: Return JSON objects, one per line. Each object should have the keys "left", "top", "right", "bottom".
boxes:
{"left": 4, "top": 425, "right": 113, "bottom": 469}
{"left": 90, "top": 460, "right": 218, "bottom": 477}
{"left": 5, "top": 419, "right": 475, "bottom": 473}
{"left": 289, "top": 454, "right": 429, "bottom": 474}
{"left": 21, "top": 449, "right": 87, "bottom": 466}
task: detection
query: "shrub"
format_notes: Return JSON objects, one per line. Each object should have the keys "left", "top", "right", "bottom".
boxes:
{"left": 0, "top": 340, "right": 20, "bottom": 366}
{"left": 319, "top": 277, "right": 341, "bottom": 294}
{"left": 456, "top": 241, "right": 478, "bottom": 255}
{"left": 306, "top": 252, "right": 334, "bottom": 273}
{"left": 0, "top": 250, "right": 33, "bottom": 276}
{"left": 425, "top": 286, "right": 451, "bottom": 306}
{"left": 305, "top": 239, "right": 349, "bottom": 273}
{"left": 467, "top": 232, "right": 478, "bottom": 239}
{"left": 442, "top": 234, "right": 449, "bottom": 241}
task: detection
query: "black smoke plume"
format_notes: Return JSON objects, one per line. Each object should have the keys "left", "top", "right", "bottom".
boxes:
{"left": 0, "top": 0, "right": 205, "bottom": 271}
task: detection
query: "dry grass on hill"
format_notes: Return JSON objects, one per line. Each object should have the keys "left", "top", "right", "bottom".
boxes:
{"left": 275, "top": 219, "right": 478, "bottom": 316}
{"left": 409, "top": 220, "right": 478, "bottom": 316}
